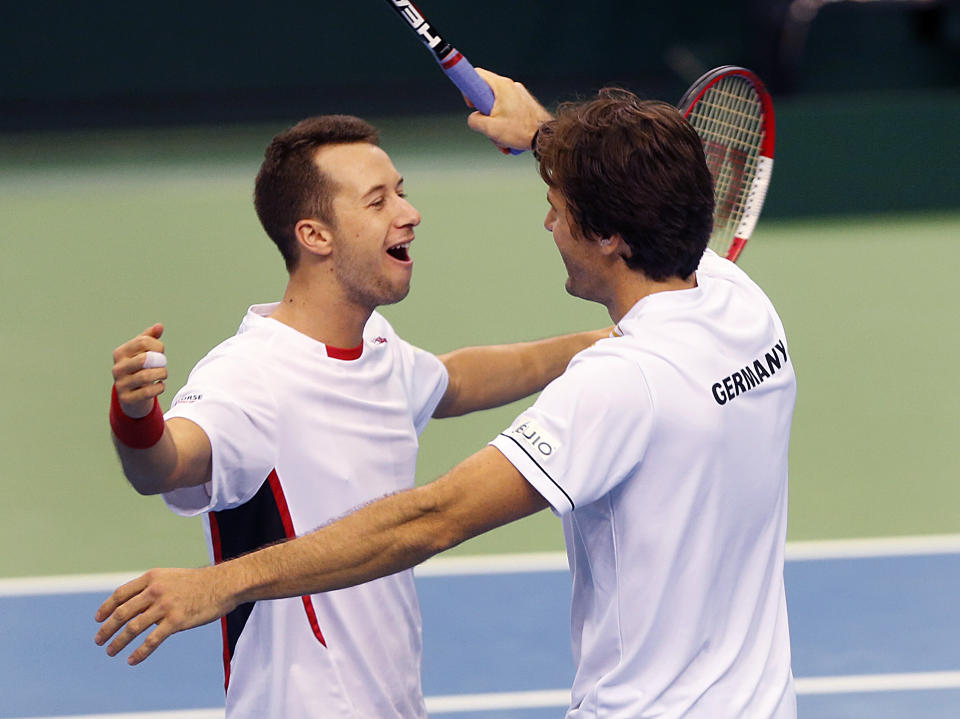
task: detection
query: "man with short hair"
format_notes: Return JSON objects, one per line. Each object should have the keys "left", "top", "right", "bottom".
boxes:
{"left": 106, "top": 113, "right": 608, "bottom": 718}
{"left": 100, "top": 72, "right": 798, "bottom": 718}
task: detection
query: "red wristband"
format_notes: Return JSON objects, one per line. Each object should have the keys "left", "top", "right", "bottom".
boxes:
{"left": 110, "top": 385, "right": 165, "bottom": 449}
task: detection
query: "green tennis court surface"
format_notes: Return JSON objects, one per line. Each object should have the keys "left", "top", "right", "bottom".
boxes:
{"left": 1, "top": 119, "right": 957, "bottom": 578}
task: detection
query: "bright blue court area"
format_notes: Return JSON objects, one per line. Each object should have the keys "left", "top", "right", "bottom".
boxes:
{"left": 2, "top": 539, "right": 959, "bottom": 719}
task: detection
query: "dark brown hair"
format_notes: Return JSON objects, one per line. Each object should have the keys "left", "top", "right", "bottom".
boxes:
{"left": 535, "top": 90, "right": 714, "bottom": 280}
{"left": 254, "top": 115, "right": 380, "bottom": 271}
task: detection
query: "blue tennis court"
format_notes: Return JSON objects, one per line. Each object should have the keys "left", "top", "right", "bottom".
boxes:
{"left": 2, "top": 537, "right": 958, "bottom": 719}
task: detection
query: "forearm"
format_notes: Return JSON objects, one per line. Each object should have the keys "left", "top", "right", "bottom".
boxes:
{"left": 220, "top": 479, "right": 463, "bottom": 605}
{"left": 214, "top": 446, "right": 544, "bottom": 606}
{"left": 94, "top": 447, "right": 545, "bottom": 665}
{"left": 434, "top": 328, "right": 609, "bottom": 417}
{"left": 109, "top": 325, "right": 213, "bottom": 495}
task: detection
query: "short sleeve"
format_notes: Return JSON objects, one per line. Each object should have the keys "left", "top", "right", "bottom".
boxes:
{"left": 162, "top": 355, "right": 278, "bottom": 516}
{"left": 403, "top": 343, "right": 448, "bottom": 434}
{"left": 371, "top": 313, "right": 448, "bottom": 435}
{"left": 489, "top": 352, "right": 654, "bottom": 515}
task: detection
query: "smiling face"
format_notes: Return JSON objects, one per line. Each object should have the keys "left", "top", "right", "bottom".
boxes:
{"left": 315, "top": 142, "right": 421, "bottom": 311}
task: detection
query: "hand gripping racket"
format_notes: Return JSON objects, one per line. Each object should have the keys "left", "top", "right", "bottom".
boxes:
{"left": 383, "top": 0, "right": 522, "bottom": 154}
{"left": 678, "top": 66, "right": 775, "bottom": 262}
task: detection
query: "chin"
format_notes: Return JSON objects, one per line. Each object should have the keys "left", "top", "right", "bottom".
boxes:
{"left": 565, "top": 278, "right": 601, "bottom": 305}
{"left": 381, "top": 283, "right": 411, "bottom": 306}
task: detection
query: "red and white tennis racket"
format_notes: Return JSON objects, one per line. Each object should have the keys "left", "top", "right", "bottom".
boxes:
{"left": 678, "top": 66, "right": 775, "bottom": 262}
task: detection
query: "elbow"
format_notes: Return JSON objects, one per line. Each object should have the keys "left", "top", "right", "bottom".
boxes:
{"left": 407, "top": 485, "right": 469, "bottom": 556}
{"left": 120, "top": 461, "right": 175, "bottom": 496}
{"left": 128, "top": 477, "right": 166, "bottom": 496}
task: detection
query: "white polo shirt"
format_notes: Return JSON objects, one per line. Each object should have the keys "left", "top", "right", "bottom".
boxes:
{"left": 163, "top": 304, "right": 448, "bottom": 719}
{"left": 491, "top": 250, "right": 797, "bottom": 719}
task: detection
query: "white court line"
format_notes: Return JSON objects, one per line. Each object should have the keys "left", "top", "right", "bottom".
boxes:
{"left": 416, "top": 551, "right": 569, "bottom": 576}
{"left": 3, "top": 534, "right": 959, "bottom": 597}
{"left": 785, "top": 533, "right": 960, "bottom": 561}
{"left": 794, "top": 670, "right": 960, "bottom": 695}
{"left": 9, "top": 671, "right": 960, "bottom": 718}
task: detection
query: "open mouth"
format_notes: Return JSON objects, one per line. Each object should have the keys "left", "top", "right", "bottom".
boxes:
{"left": 386, "top": 242, "right": 411, "bottom": 262}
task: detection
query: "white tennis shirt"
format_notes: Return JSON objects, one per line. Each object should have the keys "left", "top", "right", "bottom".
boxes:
{"left": 491, "top": 250, "right": 798, "bottom": 718}
{"left": 163, "top": 304, "right": 448, "bottom": 718}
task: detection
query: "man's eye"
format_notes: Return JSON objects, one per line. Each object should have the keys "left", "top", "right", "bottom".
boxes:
{"left": 370, "top": 198, "right": 385, "bottom": 208}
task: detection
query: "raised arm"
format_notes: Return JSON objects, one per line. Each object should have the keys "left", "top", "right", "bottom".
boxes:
{"left": 110, "top": 323, "right": 212, "bottom": 495}
{"left": 95, "top": 445, "right": 546, "bottom": 664}
{"left": 466, "top": 68, "right": 554, "bottom": 152}
{"left": 433, "top": 328, "right": 609, "bottom": 418}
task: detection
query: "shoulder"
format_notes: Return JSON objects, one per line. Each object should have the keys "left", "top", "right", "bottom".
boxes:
{"left": 543, "top": 341, "right": 652, "bottom": 409}
{"left": 174, "top": 325, "right": 282, "bottom": 408}
{"left": 366, "top": 311, "right": 442, "bottom": 367}
{"left": 570, "top": 334, "right": 652, "bottom": 375}
{"left": 191, "top": 330, "right": 272, "bottom": 376}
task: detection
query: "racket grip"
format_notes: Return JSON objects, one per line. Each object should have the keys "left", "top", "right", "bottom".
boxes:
{"left": 440, "top": 50, "right": 523, "bottom": 155}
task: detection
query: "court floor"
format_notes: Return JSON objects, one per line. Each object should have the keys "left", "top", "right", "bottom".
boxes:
{"left": 2, "top": 535, "right": 958, "bottom": 719}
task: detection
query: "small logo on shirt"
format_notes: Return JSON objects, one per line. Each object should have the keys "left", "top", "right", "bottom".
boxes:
{"left": 372, "top": 336, "right": 388, "bottom": 345}
{"left": 509, "top": 418, "right": 559, "bottom": 458}
{"left": 172, "top": 391, "right": 203, "bottom": 407}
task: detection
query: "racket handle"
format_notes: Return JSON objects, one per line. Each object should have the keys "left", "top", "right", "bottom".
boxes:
{"left": 439, "top": 50, "right": 523, "bottom": 155}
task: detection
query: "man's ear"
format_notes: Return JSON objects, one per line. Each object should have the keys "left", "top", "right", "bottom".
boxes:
{"left": 598, "top": 234, "right": 627, "bottom": 258}
{"left": 294, "top": 219, "right": 334, "bottom": 258}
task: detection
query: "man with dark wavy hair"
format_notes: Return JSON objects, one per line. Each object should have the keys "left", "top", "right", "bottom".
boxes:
{"left": 99, "top": 72, "right": 797, "bottom": 719}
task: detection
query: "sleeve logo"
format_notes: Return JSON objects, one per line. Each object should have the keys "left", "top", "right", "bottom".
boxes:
{"left": 171, "top": 390, "right": 203, "bottom": 407}
{"left": 509, "top": 418, "right": 560, "bottom": 459}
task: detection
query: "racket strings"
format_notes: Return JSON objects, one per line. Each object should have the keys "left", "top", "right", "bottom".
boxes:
{"left": 687, "top": 77, "right": 764, "bottom": 254}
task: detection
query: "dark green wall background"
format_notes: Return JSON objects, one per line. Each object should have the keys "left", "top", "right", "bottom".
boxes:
{"left": 2, "top": 2, "right": 958, "bottom": 218}
{"left": 4, "top": 2, "right": 957, "bottom": 124}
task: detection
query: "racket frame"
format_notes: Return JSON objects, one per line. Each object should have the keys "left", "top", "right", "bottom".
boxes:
{"left": 678, "top": 66, "right": 776, "bottom": 262}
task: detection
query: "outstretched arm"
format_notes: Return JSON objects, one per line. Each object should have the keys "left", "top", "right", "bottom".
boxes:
{"left": 95, "top": 446, "right": 546, "bottom": 664}
{"left": 433, "top": 328, "right": 608, "bottom": 417}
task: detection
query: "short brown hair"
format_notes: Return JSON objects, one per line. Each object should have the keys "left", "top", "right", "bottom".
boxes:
{"left": 254, "top": 115, "right": 380, "bottom": 271}
{"left": 535, "top": 90, "right": 714, "bottom": 281}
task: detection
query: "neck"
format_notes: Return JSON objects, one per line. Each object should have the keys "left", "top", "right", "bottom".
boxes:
{"left": 607, "top": 272, "right": 697, "bottom": 324}
{"left": 269, "top": 269, "right": 371, "bottom": 348}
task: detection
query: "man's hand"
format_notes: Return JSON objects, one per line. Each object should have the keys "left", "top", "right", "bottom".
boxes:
{"left": 112, "top": 323, "right": 168, "bottom": 418}
{"left": 467, "top": 68, "right": 553, "bottom": 153}
{"left": 94, "top": 566, "right": 236, "bottom": 665}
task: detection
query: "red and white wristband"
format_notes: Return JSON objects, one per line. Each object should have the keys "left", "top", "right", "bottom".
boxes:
{"left": 109, "top": 385, "right": 165, "bottom": 449}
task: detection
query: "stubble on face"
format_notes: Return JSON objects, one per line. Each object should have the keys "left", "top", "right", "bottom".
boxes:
{"left": 314, "top": 144, "right": 416, "bottom": 312}
{"left": 547, "top": 189, "right": 599, "bottom": 303}
{"left": 332, "top": 236, "right": 412, "bottom": 310}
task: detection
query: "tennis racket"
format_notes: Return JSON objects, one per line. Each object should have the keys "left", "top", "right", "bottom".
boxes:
{"left": 678, "top": 66, "right": 775, "bottom": 262}
{"left": 383, "top": 0, "right": 522, "bottom": 154}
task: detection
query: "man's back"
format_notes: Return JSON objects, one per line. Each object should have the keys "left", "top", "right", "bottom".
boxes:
{"left": 494, "top": 251, "right": 797, "bottom": 718}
